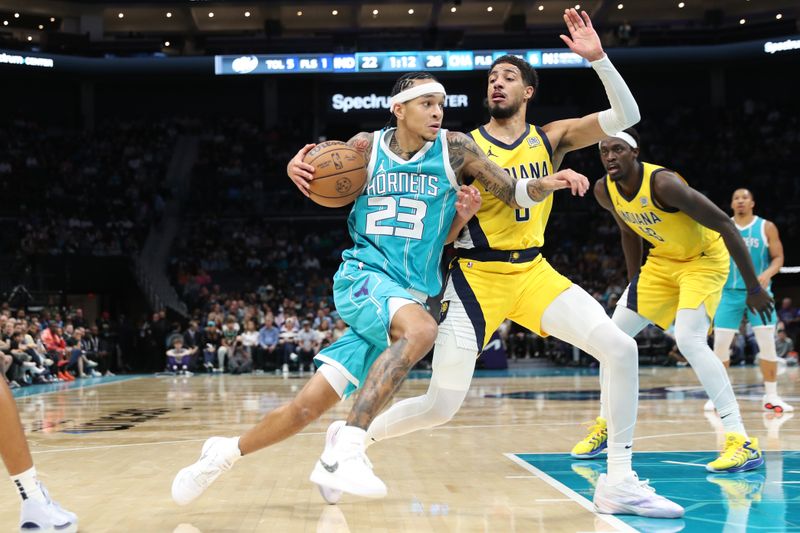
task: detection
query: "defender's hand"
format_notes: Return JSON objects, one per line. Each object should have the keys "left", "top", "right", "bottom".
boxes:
{"left": 456, "top": 185, "right": 482, "bottom": 219}
{"left": 551, "top": 169, "right": 590, "bottom": 196}
{"left": 747, "top": 287, "right": 775, "bottom": 325}
{"left": 757, "top": 272, "right": 772, "bottom": 290}
{"left": 559, "top": 9, "right": 605, "bottom": 62}
{"left": 287, "top": 143, "right": 317, "bottom": 197}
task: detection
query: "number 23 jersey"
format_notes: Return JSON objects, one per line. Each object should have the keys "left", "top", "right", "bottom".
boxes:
{"left": 342, "top": 128, "right": 459, "bottom": 297}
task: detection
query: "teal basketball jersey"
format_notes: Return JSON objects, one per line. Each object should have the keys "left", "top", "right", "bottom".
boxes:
{"left": 341, "top": 128, "right": 459, "bottom": 297}
{"left": 724, "top": 216, "right": 771, "bottom": 290}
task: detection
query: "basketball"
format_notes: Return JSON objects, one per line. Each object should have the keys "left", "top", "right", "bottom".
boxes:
{"left": 303, "top": 141, "right": 367, "bottom": 208}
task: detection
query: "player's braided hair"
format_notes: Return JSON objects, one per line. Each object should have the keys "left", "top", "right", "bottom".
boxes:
{"left": 386, "top": 72, "right": 439, "bottom": 128}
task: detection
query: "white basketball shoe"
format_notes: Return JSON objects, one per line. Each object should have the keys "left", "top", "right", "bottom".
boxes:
{"left": 19, "top": 482, "right": 78, "bottom": 533}
{"left": 310, "top": 423, "right": 386, "bottom": 499}
{"left": 172, "top": 436, "right": 241, "bottom": 506}
{"left": 593, "top": 472, "right": 684, "bottom": 518}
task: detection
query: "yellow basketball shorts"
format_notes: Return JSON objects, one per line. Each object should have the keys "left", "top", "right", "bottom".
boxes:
{"left": 441, "top": 255, "right": 572, "bottom": 351}
{"left": 619, "top": 244, "right": 730, "bottom": 330}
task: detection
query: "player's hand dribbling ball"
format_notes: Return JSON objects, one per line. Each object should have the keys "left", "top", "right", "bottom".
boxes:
{"left": 287, "top": 141, "right": 366, "bottom": 208}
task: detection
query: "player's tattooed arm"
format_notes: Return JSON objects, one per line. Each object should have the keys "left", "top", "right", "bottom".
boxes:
{"left": 346, "top": 131, "right": 373, "bottom": 167}
{"left": 447, "top": 131, "right": 589, "bottom": 208}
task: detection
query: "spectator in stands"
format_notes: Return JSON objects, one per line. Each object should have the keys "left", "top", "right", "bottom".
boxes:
{"left": 41, "top": 324, "right": 71, "bottom": 381}
{"left": 183, "top": 320, "right": 201, "bottom": 356}
{"left": 238, "top": 319, "right": 259, "bottom": 360}
{"left": 166, "top": 337, "right": 196, "bottom": 375}
{"left": 278, "top": 316, "right": 298, "bottom": 374}
{"left": 316, "top": 319, "right": 332, "bottom": 351}
{"left": 71, "top": 308, "right": 87, "bottom": 329}
{"left": 295, "top": 320, "right": 319, "bottom": 372}
{"left": 218, "top": 315, "right": 240, "bottom": 372}
{"left": 202, "top": 321, "right": 222, "bottom": 372}
{"left": 332, "top": 319, "right": 347, "bottom": 343}
{"left": 256, "top": 315, "right": 280, "bottom": 372}
{"left": 83, "top": 326, "right": 109, "bottom": 377}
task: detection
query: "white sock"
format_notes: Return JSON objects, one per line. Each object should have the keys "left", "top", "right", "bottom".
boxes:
{"left": 606, "top": 444, "right": 633, "bottom": 485}
{"left": 337, "top": 426, "right": 367, "bottom": 450}
{"left": 765, "top": 381, "right": 777, "bottom": 397}
{"left": 11, "top": 466, "right": 46, "bottom": 503}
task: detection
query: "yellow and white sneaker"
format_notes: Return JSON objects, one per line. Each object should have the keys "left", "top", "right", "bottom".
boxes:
{"left": 571, "top": 417, "right": 607, "bottom": 459}
{"left": 706, "top": 433, "right": 764, "bottom": 473}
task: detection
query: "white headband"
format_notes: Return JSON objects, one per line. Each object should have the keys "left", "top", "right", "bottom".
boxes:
{"left": 599, "top": 131, "right": 638, "bottom": 150}
{"left": 389, "top": 82, "right": 447, "bottom": 114}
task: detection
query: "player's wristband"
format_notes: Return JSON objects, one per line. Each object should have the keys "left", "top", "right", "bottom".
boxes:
{"left": 515, "top": 178, "right": 541, "bottom": 208}
{"left": 747, "top": 285, "right": 763, "bottom": 295}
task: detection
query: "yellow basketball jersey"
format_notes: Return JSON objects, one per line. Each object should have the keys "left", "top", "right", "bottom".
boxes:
{"left": 455, "top": 124, "right": 554, "bottom": 253}
{"left": 605, "top": 162, "right": 723, "bottom": 261}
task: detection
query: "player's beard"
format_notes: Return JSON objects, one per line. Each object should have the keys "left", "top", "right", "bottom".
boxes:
{"left": 488, "top": 98, "right": 523, "bottom": 120}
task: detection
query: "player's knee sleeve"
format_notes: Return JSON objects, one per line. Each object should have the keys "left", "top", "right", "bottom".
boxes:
{"left": 611, "top": 305, "right": 651, "bottom": 338}
{"left": 713, "top": 329, "right": 736, "bottom": 362}
{"left": 754, "top": 326, "right": 778, "bottom": 362}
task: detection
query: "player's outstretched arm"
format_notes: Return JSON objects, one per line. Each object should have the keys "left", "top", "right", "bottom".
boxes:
{"left": 544, "top": 9, "right": 640, "bottom": 159}
{"left": 286, "top": 132, "right": 372, "bottom": 197}
{"left": 594, "top": 178, "right": 643, "bottom": 281}
{"left": 760, "top": 221, "right": 784, "bottom": 289}
{"left": 447, "top": 131, "right": 589, "bottom": 209}
{"left": 652, "top": 172, "right": 774, "bottom": 321}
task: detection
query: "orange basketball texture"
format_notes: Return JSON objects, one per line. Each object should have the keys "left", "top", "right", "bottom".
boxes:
{"left": 303, "top": 141, "right": 367, "bottom": 208}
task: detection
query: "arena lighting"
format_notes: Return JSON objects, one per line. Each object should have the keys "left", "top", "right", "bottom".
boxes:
{"left": 575, "top": 4, "right": 581, "bottom": 8}
{"left": 487, "top": 6, "right": 494, "bottom": 12}
{"left": 372, "top": 9, "right": 379, "bottom": 15}
{"left": 38, "top": 24, "right": 43, "bottom": 29}
{"left": 118, "top": 12, "right": 124, "bottom": 19}
{"left": 451, "top": 6, "right": 457, "bottom": 12}
{"left": 617, "top": 4, "right": 624, "bottom": 9}
{"left": 50, "top": 17, "right": 55, "bottom": 22}
{"left": 332, "top": 9, "right": 338, "bottom": 16}
{"left": 164, "top": 41, "right": 170, "bottom": 47}
{"left": 678, "top": 2, "right": 685, "bottom": 7}
{"left": 208, "top": 12, "right": 214, "bottom": 18}
{"left": 2, "top": 21, "right": 7, "bottom": 26}
{"left": 166, "top": 12, "right": 172, "bottom": 18}
{"left": 297, "top": 11, "right": 302, "bottom": 16}
{"left": 739, "top": 18, "right": 746, "bottom": 24}
{"left": 26, "top": 36, "right": 32, "bottom": 41}
{"left": 776, "top": 13, "right": 782, "bottom": 20}
{"left": 539, "top": 5, "right": 544, "bottom": 11}
{"left": 13, "top": 12, "right": 19, "bottom": 18}
{"left": 408, "top": 9, "right": 414, "bottom": 14}
{"left": 244, "top": 11, "right": 251, "bottom": 17}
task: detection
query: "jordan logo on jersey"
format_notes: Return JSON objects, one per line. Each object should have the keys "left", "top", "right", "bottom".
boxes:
{"left": 486, "top": 146, "right": 498, "bottom": 158}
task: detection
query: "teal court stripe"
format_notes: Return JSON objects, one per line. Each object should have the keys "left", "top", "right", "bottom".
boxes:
{"left": 504, "top": 453, "right": 638, "bottom": 533}
{"left": 11, "top": 375, "right": 146, "bottom": 399}
{"left": 510, "top": 451, "right": 800, "bottom": 532}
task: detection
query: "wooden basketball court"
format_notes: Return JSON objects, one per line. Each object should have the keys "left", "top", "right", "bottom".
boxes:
{"left": 4, "top": 366, "right": 799, "bottom": 532}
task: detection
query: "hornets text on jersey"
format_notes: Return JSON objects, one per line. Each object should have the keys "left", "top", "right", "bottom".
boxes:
{"left": 342, "top": 128, "right": 459, "bottom": 297}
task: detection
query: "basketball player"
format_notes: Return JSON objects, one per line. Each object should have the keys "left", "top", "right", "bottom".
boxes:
{"left": 583, "top": 130, "right": 773, "bottom": 474}
{"left": 1, "top": 380, "right": 78, "bottom": 532}
{"left": 346, "top": 8, "right": 683, "bottom": 518}
{"left": 710, "top": 189, "right": 791, "bottom": 412}
{"left": 171, "top": 74, "right": 588, "bottom": 504}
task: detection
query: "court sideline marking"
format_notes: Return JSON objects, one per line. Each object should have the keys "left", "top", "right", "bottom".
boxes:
{"left": 12, "top": 375, "right": 146, "bottom": 399}
{"left": 504, "top": 453, "right": 638, "bottom": 533}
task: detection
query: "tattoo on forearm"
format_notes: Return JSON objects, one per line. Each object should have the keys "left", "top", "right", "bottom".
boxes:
{"left": 447, "top": 131, "right": 517, "bottom": 207}
{"left": 347, "top": 132, "right": 373, "bottom": 166}
{"left": 526, "top": 178, "right": 552, "bottom": 202}
{"left": 346, "top": 339, "right": 410, "bottom": 429}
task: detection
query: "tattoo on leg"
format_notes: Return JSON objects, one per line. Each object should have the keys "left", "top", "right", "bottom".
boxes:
{"left": 347, "top": 339, "right": 410, "bottom": 429}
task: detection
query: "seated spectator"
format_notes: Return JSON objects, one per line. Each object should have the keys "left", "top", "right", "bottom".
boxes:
{"left": 41, "top": 324, "right": 72, "bottom": 381}
{"left": 316, "top": 319, "right": 332, "bottom": 351}
{"left": 331, "top": 319, "right": 347, "bottom": 343}
{"left": 278, "top": 317, "right": 298, "bottom": 374}
{"left": 295, "top": 320, "right": 320, "bottom": 372}
{"left": 218, "top": 315, "right": 240, "bottom": 372}
{"left": 166, "top": 337, "right": 196, "bottom": 375}
{"left": 202, "top": 321, "right": 222, "bottom": 372}
{"left": 83, "top": 325, "right": 111, "bottom": 377}
{"left": 256, "top": 315, "right": 280, "bottom": 372}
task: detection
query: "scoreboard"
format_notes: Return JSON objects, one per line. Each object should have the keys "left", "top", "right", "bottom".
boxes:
{"left": 215, "top": 49, "right": 588, "bottom": 75}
